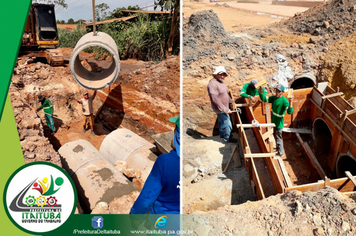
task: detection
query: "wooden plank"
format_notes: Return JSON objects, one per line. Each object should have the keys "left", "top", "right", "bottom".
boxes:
{"left": 322, "top": 92, "right": 343, "bottom": 99}
{"left": 265, "top": 104, "right": 271, "bottom": 131}
{"left": 345, "top": 171, "right": 356, "bottom": 187}
{"left": 223, "top": 146, "right": 237, "bottom": 173}
{"left": 262, "top": 129, "right": 274, "bottom": 141}
{"left": 235, "top": 103, "right": 250, "bottom": 107}
{"left": 312, "top": 89, "right": 323, "bottom": 107}
{"left": 287, "top": 89, "right": 293, "bottom": 99}
{"left": 251, "top": 158, "right": 265, "bottom": 199}
{"left": 296, "top": 133, "right": 326, "bottom": 179}
{"left": 244, "top": 153, "right": 276, "bottom": 158}
{"left": 236, "top": 123, "right": 276, "bottom": 128}
{"left": 255, "top": 79, "right": 267, "bottom": 88}
{"left": 275, "top": 157, "right": 293, "bottom": 188}
{"left": 233, "top": 146, "right": 242, "bottom": 168}
{"left": 324, "top": 177, "right": 330, "bottom": 187}
{"left": 282, "top": 128, "right": 312, "bottom": 134}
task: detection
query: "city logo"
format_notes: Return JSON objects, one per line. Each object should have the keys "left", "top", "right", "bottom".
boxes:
{"left": 92, "top": 216, "right": 104, "bottom": 229}
{"left": 4, "top": 162, "right": 76, "bottom": 234}
{"left": 154, "top": 216, "right": 167, "bottom": 228}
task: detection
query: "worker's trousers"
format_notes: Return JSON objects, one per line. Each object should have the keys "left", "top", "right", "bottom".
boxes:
{"left": 217, "top": 113, "right": 232, "bottom": 142}
{"left": 83, "top": 114, "right": 94, "bottom": 130}
{"left": 274, "top": 128, "right": 284, "bottom": 156}
{"left": 45, "top": 114, "right": 55, "bottom": 132}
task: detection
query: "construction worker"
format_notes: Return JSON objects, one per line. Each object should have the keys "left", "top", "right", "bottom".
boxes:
{"left": 240, "top": 79, "right": 267, "bottom": 103}
{"left": 207, "top": 66, "right": 236, "bottom": 143}
{"left": 37, "top": 94, "right": 55, "bottom": 135}
{"left": 259, "top": 84, "right": 293, "bottom": 157}
{"left": 130, "top": 115, "right": 180, "bottom": 215}
{"left": 77, "top": 91, "right": 97, "bottom": 135}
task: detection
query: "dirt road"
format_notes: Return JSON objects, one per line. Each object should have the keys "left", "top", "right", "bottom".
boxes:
{"left": 183, "top": 1, "right": 309, "bottom": 32}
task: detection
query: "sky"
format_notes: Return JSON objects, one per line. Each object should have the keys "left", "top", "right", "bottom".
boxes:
{"left": 34, "top": 0, "right": 156, "bottom": 21}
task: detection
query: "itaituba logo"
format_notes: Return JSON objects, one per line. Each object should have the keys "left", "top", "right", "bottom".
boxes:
{"left": 4, "top": 162, "right": 76, "bottom": 234}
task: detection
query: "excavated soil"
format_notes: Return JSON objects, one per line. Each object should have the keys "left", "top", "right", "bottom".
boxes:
{"left": 10, "top": 48, "right": 179, "bottom": 164}
{"left": 183, "top": 1, "right": 356, "bottom": 234}
{"left": 184, "top": 187, "right": 356, "bottom": 235}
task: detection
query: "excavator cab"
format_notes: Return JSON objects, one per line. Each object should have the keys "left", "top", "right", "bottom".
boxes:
{"left": 21, "top": 4, "right": 63, "bottom": 66}
{"left": 33, "top": 4, "right": 59, "bottom": 46}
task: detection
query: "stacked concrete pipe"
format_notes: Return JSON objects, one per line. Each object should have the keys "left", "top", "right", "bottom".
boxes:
{"left": 100, "top": 128, "right": 158, "bottom": 181}
{"left": 69, "top": 32, "right": 120, "bottom": 90}
{"left": 58, "top": 139, "right": 137, "bottom": 213}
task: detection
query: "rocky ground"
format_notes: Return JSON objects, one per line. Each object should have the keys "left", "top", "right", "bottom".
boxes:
{"left": 184, "top": 187, "right": 356, "bottom": 236}
{"left": 183, "top": 0, "right": 356, "bottom": 235}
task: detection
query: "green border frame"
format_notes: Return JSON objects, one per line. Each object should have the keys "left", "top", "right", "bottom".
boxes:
{"left": 3, "top": 162, "right": 78, "bottom": 235}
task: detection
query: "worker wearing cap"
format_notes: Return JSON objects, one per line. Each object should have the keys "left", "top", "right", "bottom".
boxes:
{"left": 259, "top": 84, "right": 293, "bottom": 156}
{"left": 207, "top": 66, "right": 235, "bottom": 143}
{"left": 37, "top": 94, "right": 55, "bottom": 135}
{"left": 130, "top": 115, "right": 180, "bottom": 215}
{"left": 77, "top": 91, "right": 97, "bottom": 135}
{"left": 240, "top": 79, "right": 267, "bottom": 103}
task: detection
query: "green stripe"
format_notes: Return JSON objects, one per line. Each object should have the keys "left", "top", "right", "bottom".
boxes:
{"left": 0, "top": 1, "right": 31, "bottom": 121}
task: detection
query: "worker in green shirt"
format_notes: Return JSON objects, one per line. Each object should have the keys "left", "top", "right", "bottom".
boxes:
{"left": 240, "top": 79, "right": 267, "bottom": 103}
{"left": 37, "top": 94, "right": 55, "bottom": 135}
{"left": 259, "top": 84, "right": 293, "bottom": 157}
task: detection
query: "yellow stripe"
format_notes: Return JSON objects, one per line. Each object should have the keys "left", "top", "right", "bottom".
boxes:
{"left": 37, "top": 41, "right": 58, "bottom": 45}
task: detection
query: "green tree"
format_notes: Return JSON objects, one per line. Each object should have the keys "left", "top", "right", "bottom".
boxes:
{"left": 110, "top": 5, "right": 141, "bottom": 18}
{"left": 154, "top": 0, "right": 180, "bottom": 55}
{"left": 67, "top": 18, "right": 74, "bottom": 24}
{"left": 95, "top": 3, "right": 109, "bottom": 21}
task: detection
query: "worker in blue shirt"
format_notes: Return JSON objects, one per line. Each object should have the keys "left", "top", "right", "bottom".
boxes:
{"left": 130, "top": 115, "right": 180, "bottom": 215}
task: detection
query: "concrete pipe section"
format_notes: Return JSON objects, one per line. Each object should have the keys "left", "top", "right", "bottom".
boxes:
{"left": 69, "top": 32, "right": 120, "bottom": 90}
{"left": 58, "top": 139, "right": 137, "bottom": 213}
{"left": 290, "top": 72, "right": 316, "bottom": 89}
{"left": 100, "top": 128, "right": 158, "bottom": 181}
{"left": 336, "top": 153, "right": 356, "bottom": 178}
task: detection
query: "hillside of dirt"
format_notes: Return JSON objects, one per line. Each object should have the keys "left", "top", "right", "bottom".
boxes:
{"left": 284, "top": 0, "right": 356, "bottom": 40}
{"left": 184, "top": 187, "right": 356, "bottom": 235}
{"left": 10, "top": 49, "right": 179, "bottom": 164}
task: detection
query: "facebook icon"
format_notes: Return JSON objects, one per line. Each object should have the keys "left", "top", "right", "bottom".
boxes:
{"left": 92, "top": 216, "right": 104, "bottom": 229}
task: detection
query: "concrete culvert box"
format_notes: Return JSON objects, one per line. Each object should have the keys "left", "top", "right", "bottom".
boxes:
{"left": 58, "top": 139, "right": 137, "bottom": 213}
{"left": 69, "top": 32, "right": 120, "bottom": 90}
{"left": 100, "top": 128, "right": 157, "bottom": 181}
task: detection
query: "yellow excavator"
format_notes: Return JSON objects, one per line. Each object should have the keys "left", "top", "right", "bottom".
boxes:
{"left": 20, "top": 3, "right": 64, "bottom": 66}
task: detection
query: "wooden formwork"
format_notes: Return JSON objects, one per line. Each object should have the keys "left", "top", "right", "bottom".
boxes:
{"left": 234, "top": 84, "right": 356, "bottom": 199}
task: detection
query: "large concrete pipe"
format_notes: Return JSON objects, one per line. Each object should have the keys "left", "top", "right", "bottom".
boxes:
{"left": 69, "top": 32, "right": 120, "bottom": 90}
{"left": 58, "top": 139, "right": 137, "bottom": 213}
{"left": 100, "top": 128, "right": 157, "bottom": 181}
{"left": 336, "top": 153, "right": 356, "bottom": 178}
{"left": 290, "top": 72, "right": 316, "bottom": 89}
{"left": 312, "top": 118, "right": 332, "bottom": 155}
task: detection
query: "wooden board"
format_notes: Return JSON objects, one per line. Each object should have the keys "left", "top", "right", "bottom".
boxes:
{"left": 251, "top": 158, "right": 266, "bottom": 199}
{"left": 296, "top": 133, "right": 326, "bottom": 179}
{"left": 285, "top": 177, "right": 356, "bottom": 193}
{"left": 244, "top": 153, "right": 276, "bottom": 158}
{"left": 282, "top": 128, "right": 312, "bottom": 134}
{"left": 275, "top": 157, "right": 293, "bottom": 188}
{"left": 345, "top": 171, "right": 356, "bottom": 187}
